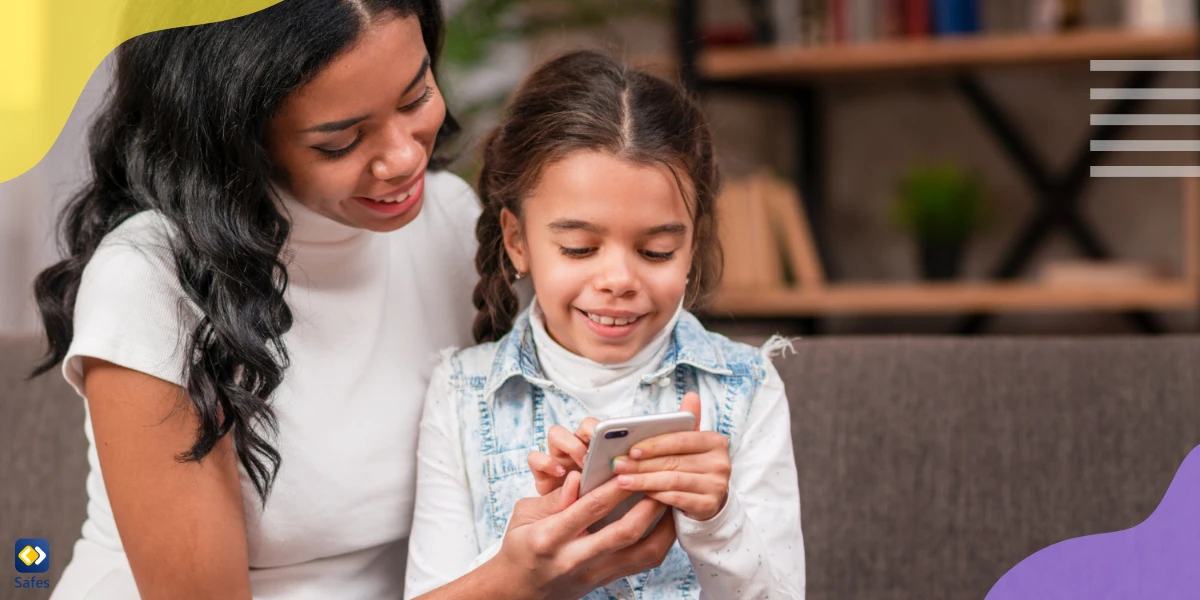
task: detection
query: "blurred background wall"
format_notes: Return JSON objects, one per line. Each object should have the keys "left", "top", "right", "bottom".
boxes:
{"left": 1, "top": 0, "right": 1196, "bottom": 336}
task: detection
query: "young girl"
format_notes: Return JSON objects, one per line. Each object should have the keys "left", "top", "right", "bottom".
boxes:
{"left": 405, "top": 50, "right": 805, "bottom": 599}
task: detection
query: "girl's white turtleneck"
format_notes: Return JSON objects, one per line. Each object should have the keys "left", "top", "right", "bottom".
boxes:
{"left": 528, "top": 297, "right": 681, "bottom": 419}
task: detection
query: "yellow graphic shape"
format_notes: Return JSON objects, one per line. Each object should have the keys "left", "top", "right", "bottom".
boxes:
{"left": 18, "top": 545, "right": 37, "bottom": 567}
{"left": 0, "top": 0, "right": 286, "bottom": 183}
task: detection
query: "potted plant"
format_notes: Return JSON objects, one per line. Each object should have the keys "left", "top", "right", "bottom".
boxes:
{"left": 893, "top": 162, "right": 986, "bottom": 281}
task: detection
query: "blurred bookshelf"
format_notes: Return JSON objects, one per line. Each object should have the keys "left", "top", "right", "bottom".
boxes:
{"left": 670, "top": 0, "right": 1200, "bottom": 332}
{"left": 706, "top": 173, "right": 1200, "bottom": 319}
{"left": 700, "top": 28, "right": 1198, "bottom": 80}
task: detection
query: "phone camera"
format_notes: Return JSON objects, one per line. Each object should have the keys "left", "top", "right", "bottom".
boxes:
{"left": 604, "top": 430, "right": 629, "bottom": 439}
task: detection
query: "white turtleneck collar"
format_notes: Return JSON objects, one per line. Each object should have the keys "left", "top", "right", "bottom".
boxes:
{"left": 273, "top": 186, "right": 367, "bottom": 245}
{"left": 529, "top": 297, "right": 681, "bottom": 419}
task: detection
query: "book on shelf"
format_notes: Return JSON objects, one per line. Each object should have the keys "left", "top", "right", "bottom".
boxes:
{"left": 758, "top": 0, "right": 1184, "bottom": 50}
{"left": 716, "top": 172, "right": 823, "bottom": 293}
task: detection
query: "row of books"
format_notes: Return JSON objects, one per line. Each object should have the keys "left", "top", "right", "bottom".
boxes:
{"left": 762, "top": 0, "right": 1193, "bottom": 47}
{"left": 717, "top": 171, "right": 824, "bottom": 291}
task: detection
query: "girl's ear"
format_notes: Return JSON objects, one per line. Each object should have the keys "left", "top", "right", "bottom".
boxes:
{"left": 500, "top": 208, "right": 528, "bottom": 275}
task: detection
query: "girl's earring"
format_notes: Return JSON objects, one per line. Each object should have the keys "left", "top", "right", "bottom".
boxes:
{"left": 514, "top": 271, "right": 526, "bottom": 281}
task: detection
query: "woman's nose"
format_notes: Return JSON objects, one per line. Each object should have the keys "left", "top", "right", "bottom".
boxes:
{"left": 369, "top": 123, "right": 422, "bottom": 181}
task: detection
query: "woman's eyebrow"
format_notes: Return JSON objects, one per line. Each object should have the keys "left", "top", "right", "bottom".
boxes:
{"left": 301, "top": 56, "right": 431, "bottom": 134}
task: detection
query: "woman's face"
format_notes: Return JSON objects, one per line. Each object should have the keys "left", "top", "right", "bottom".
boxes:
{"left": 267, "top": 14, "right": 445, "bottom": 232}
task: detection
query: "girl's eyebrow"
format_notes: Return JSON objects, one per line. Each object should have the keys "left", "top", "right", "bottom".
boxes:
{"left": 548, "top": 219, "right": 688, "bottom": 236}
{"left": 643, "top": 222, "right": 688, "bottom": 236}
{"left": 301, "top": 56, "right": 431, "bottom": 133}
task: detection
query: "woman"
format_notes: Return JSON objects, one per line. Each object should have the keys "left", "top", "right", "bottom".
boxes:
{"left": 33, "top": 1, "right": 674, "bottom": 598}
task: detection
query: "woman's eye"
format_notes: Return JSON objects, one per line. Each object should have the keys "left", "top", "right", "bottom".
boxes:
{"left": 400, "top": 87, "right": 435, "bottom": 113}
{"left": 560, "top": 247, "right": 596, "bottom": 258}
{"left": 315, "top": 134, "right": 362, "bottom": 160}
{"left": 642, "top": 250, "right": 675, "bottom": 261}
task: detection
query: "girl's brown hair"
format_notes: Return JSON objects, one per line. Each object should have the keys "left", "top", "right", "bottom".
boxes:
{"left": 472, "top": 50, "right": 722, "bottom": 343}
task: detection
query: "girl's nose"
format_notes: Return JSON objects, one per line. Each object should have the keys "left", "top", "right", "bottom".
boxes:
{"left": 369, "top": 122, "right": 422, "bottom": 181}
{"left": 595, "top": 251, "right": 639, "bottom": 297}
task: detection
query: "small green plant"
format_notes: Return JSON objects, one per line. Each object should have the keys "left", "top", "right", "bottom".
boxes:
{"left": 892, "top": 162, "right": 986, "bottom": 244}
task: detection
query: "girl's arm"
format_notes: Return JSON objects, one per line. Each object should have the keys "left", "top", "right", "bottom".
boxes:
{"left": 674, "top": 359, "right": 805, "bottom": 598}
{"left": 404, "top": 359, "right": 490, "bottom": 596}
{"left": 83, "top": 358, "right": 253, "bottom": 600}
{"left": 616, "top": 360, "right": 805, "bottom": 598}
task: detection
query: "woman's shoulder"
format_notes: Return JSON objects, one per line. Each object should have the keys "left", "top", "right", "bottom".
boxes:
{"left": 83, "top": 210, "right": 182, "bottom": 287}
{"left": 67, "top": 210, "right": 200, "bottom": 392}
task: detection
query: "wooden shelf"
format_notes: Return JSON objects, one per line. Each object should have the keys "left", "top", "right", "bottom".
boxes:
{"left": 707, "top": 281, "right": 1200, "bottom": 317}
{"left": 697, "top": 28, "right": 1198, "bottom": 81}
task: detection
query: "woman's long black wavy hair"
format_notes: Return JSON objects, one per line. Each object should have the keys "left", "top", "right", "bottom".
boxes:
{"left": 31, "top": 0, "right": 458, "bottom": 502}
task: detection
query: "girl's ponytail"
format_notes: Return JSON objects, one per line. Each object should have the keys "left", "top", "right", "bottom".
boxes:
{"left": 471, "top": 131, "right": 521, "bottom": 343}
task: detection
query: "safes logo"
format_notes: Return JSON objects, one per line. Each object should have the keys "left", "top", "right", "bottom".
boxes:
{"left": 13, "top": 538, "right": 51, "bottom": 591}
{"left": 14, "top": 539, "right": 48, "bottom": 574}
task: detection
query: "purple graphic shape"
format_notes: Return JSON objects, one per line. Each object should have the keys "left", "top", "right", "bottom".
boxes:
{"left": 986, "top": 444, "right": 1200, "bottom": 600}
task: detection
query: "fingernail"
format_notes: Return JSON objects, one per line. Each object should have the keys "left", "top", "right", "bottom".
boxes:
{"left": 630, "top": 448, "right": 643, "bottom": 459}
{"left": 556, "top": 466, "right": 565, "bottom": 476}
{"left": 612, "top": 458, "right": 626, "bottom": 473}
{"left": 617, "top": 475, "right": 633, "bottom": 487}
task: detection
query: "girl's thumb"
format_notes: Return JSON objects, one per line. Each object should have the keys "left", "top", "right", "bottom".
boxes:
{"left": 679, "top": 391, "right": 702, "bottom": 431}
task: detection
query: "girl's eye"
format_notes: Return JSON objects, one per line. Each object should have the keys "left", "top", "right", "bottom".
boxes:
{"left": 642, "top": 250, "right": 675, "bottom": 261}
{"left": 315, "top": 133, "right": 362, "bottom": 160}
{"left": 400, "top": 87, "right": 435, "bottom": 113}
{"left": 560, "top": 247, "right": 596, "bottom": 258}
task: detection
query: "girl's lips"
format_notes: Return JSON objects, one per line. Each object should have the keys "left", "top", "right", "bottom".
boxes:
{"left": 576, "top": 308, "right": 643, "bottom": 339}
{"left": 353, "top": 174, "right": 425, "bottom": 217}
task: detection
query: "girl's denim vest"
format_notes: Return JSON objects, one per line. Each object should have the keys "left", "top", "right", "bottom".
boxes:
{"left": 444, "top": 308, "right": 778, "bottom": 600}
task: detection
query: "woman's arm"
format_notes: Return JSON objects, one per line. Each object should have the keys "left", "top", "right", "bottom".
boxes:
{"left": 83, "top": 358, "right": 252, "bottom": 600}
{"left": 414, "top": 475, "right": 677, "bottom": 600}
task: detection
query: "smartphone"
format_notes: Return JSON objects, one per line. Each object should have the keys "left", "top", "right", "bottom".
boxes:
{"left": 577, "top": 411, "right": 696, "bottom": 533}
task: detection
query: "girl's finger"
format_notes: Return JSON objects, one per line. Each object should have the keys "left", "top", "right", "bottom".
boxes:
{"left": 528, "top": 450, "right": 567, "bottom": 477}
{"left": 575, "top": 417, "right": 600, "bottom": 445}
{"left": 548, "top": 425, "right": 589, "bottom": 468}
{"left": 644, "top": 490, "right": 725, "bottom": 521}
{"left": 629, "top": 430, "right": 727, "bottom": 460}
{"left": 615, "top": 470, "right": 725, "bottom": 495}
{"left": 612, "top": 453, "right": 728, "bottom": 477}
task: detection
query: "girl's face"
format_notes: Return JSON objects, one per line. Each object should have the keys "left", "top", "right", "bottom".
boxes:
{"left": 267, "top": 15, "right": 445, "bottom": 232}
{"left": 502, "top": 151, "right": 695, "bottom": 365}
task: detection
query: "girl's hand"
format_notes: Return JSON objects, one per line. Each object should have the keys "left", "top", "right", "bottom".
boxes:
{"left": 528, "top": 417, "right": 599, "bottom": 495}
{"left": 611, "top": 392, "right": 731, "bottom": 521}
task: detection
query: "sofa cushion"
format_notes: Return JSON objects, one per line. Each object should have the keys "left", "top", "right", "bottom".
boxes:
{"left": 780, "top": 336, "right": 1200, "bottom": 600}
{"left": 1, "top": 335, "right": 87, "bottom": 600}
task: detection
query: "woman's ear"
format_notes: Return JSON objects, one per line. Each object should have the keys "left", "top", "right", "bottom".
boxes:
{"left": 500, "top": 208, "right": 528, "bottom": 275}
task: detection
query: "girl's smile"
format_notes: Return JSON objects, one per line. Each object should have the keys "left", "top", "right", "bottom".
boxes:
{"left": 577, "top": 307, "right": 650, "bottom": 339}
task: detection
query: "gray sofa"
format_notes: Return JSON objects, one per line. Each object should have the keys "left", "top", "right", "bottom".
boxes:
{"left": 4, "top": 334, "right": 1199, "bottom": 600}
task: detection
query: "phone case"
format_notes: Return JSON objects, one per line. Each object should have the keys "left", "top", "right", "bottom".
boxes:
{"left": 577, "top": 411, "right": 696, "bottom": 532}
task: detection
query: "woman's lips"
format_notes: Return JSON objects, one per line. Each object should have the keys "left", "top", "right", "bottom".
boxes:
{"left": 353, "top": 173, "right": 425, "bottom": 217}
